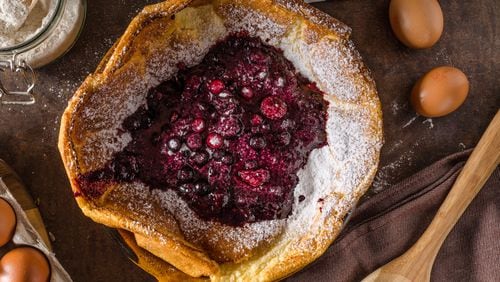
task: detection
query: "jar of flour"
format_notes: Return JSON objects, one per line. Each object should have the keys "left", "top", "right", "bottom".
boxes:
{"left": 0, "top": 0, "right": 86, "bottom": 68}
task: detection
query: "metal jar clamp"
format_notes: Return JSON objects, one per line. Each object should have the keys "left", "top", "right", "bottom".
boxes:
{"left": 0, "top": 53, "right": 36, "bottom": 105}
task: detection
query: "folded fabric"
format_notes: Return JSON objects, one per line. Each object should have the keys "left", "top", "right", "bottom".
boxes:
{"left": 288, "top": 149, "right": 499, "bottom": 282}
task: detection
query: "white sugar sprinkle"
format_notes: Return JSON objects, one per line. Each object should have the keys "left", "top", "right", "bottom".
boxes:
{"left": 66, "top": 2, "right": 382, "bottom": 273}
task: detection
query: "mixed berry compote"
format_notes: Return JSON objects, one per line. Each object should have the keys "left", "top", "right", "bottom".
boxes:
{"left": 77, "top": 34, "right": 328, "bottom": 226}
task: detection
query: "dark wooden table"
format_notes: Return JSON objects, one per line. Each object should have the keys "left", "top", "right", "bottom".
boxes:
{"left": 0, "top": 1, "right": 498, "bottom": 281}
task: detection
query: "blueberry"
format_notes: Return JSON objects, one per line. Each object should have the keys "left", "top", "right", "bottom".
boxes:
{"left": 212, "top": 150, "right": 224, "bottom": 161}
{"left": 213, "top": 151, "right": 234, "bottom": 165}
{"left": 167, "top": 137, "right": 181, "bottom": 152}
{"left": 123, "top": 108, "right": 152, "bottom": 131}
{"left": 177, "top": 167, "right": 194, "bottom": 182}
{"left": 179, "top": 183, "right": 195, "bottom": 194}
{"left": 194, "top": 181, "right": 211, "bottom": 195}
{"left": 192, "top": 151, "right": 209, "bottom": 166}
{"left": 221, "top": 153, "right": 234, "bottom": 165}
{"left": 113, "top": 154, "right": 138, "bottom": 181}
{"left": 249, "top": 136, "right": 266, "bottom": 149}
{"left": 240, "top": 87, "right": 254, "bottom": 99}
{"left": 280, "top": 119, "right": 295, "bottom": 130}
{"left": 277, "top": 131, "right": 291, "bottom": 146}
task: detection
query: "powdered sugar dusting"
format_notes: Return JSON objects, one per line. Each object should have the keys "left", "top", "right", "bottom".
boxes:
{"left": 228, "top": 101, "right": 382, "bottom": 278}
{"left": 152, "top": 188, "right": 285, "bottom": 260}
{"left": 74, "top": 5, "right": 226, "bottom": 171}
{"left": 282, "top": 27, "right": 372, "bottom": 102}
{"left": 66, "top": 2, "right": 382, "bottom": 276}
{"left": 76, "top": 71, "right": 147, "bottom": 170}
{"left": 222, "top": 4, "right": 287, "bottom": 46}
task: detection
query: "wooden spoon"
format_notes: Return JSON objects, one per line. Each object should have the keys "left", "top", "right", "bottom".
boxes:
{"left": 363, "top": 110, "right": 500, "bottom": 282}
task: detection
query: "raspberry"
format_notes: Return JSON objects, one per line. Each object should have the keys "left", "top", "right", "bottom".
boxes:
{"left": 238, "top": 169, "right": 270, "bottom": 187}
{"left": 215, "top": 116, "right": 242, "bottom": 137}
{"left": 186, "top": 133, "right": 202, "bottom": 150}
{"left": 260, "top": 96, "right": 287, "bottom": 119}
{"left": 251, "top": 114, "right": 263, "bottom": 126}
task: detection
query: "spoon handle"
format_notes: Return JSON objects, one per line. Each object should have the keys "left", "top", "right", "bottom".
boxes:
{"left": 407, "top": 110, "right": 500, "bottom": 275}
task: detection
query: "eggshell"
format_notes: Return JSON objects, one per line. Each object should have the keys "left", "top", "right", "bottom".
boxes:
{"left": 390, "top": 0, "right": 444, "bottom": 49}
{"left": 0, "top": 247, "right": 51, "bottom": 282}
{"left": 0, "top": 198, "right": 16, "bottom": 247}
{"left": 411, "top": 66, "right": 469, "bottom": 117}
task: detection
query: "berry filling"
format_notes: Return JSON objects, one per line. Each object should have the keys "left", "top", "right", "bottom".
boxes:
{"left": 77, "top": 34, "right": 328, "bottom": 226}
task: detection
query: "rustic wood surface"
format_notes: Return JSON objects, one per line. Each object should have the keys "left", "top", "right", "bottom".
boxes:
{"left": 362, "top": 110, "right": 500, "bottom": 282}
{"left": 0, "top": 1, "right": 498, "bottom": 281}
{"left": 0, "top": 160, "right": 52, "bottom": 249}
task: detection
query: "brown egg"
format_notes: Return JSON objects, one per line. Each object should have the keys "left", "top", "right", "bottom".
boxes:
{"left": 411, "top": 66, "right": 469, "bottom": 117}
{"left": 389, "top": 0, "right": 444, "bottom": 49}
{"left": 0, "top": 198, "right": 16, "bottom": 247}
{"left": 0, "top": 247, "right": 50, "bottom": 282}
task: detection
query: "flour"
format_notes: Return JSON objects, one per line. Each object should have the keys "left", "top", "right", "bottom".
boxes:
{"left": 0, "top": 0, "right": 85, "bottom": 68}
{"left": 0, "top": 0, "right": 55, "bottom": 48}
{"left": 422, "top": 118, "right": 434, "bottom": 129}
{"left": 0, "top": 0, "right": 30, "bottom": 29}
{"left": 372, "top": 149, "right": 415, "bottom": 193}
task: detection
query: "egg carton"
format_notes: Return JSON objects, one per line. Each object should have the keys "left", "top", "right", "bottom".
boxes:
{"left": 0, "top": 179, "right": 72, "bottom": 282}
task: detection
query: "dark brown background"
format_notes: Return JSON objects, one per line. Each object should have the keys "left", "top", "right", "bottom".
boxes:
{"left": 0, "top": 1, "right": 498, "bottom": 281}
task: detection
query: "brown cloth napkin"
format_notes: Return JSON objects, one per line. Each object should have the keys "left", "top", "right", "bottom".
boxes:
{"left": 289, "top": 149, "right": 499, "bottom": 282}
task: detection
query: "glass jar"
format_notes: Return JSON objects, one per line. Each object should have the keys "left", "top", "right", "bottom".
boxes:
{"left": 0, "top": 0, "right": 86, "bottom": 105}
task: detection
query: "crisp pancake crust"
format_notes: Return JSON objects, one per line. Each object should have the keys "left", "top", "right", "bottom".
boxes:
{"left": 58, "top": 0, "right": 383, "bottom": 280}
